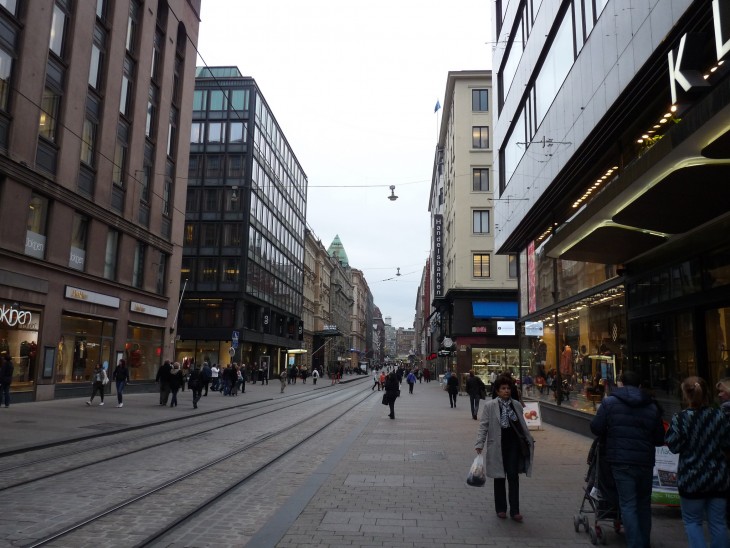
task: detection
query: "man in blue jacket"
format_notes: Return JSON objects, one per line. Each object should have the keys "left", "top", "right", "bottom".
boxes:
{"left": 590, "top": 371, "right": 664, "bottom": 548}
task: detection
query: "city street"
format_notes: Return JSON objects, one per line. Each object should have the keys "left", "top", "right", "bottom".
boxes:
{"left": 0, "top": 376, "right": 689, "bottom": 547}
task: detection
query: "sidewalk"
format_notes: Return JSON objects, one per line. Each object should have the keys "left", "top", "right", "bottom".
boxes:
{"left": 261, "top": 379, "right": 687, "bottom": 548}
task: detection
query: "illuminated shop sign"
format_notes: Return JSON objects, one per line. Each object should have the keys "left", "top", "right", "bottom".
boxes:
{"left": 130, "top": 301, "right": 168, "bottom": 318}
{"left": 497, "top": 321, "right": 516, "bottom": 336}
{"left": 0, "top": 304, "right": 33, "bottom": 327}
{"left": 668, "top": 0, "right": 729, "bottom": 103}
{"left": 64, "top": 286, "right": 120, "bottom": 308}
{"left": 525, "top": 321, "right": 544, "bottom": 337}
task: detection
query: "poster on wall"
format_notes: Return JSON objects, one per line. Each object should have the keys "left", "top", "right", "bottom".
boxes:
{"left": 521, "top": 402, "right": 542, "bottom": 429}
{"left": 652, "top": 445, "right": 680, "bottom": 506}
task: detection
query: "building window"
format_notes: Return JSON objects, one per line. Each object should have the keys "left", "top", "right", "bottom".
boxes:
{"left": 473, "top": 253, "right": 491, "bottom": 278}
{"left": 193, "top": 89, "right": 206, "bottom": 111}
{"left": 472, "top": 89, "right": 488, "bottom": 111}
{"left": 229, "top": 122, "right": 244, "bottom": 143}
{"left": 227, "top": 155, "right": 243, "bottom": 178}
{"left": 80, "top": 118, "right": 96, "bottom": 166}
{"left": 132, "top": 242, "right": 145, "bottom": 288}
{"left": 184, "top": 223, "right": 197, "bottom": 246}
{"left": 120, "top": 57, "right": 135, "bottom": 118}
{"left": 151, "top": 29, "right": 162, "bottom": 81}
{"left": 167, "top": 107, "right": 178, "bottom": 157}
{"left": 221, "top": 258, "right": 240, "bottom": 283}
{"left": 69, "top": 213, "right": 88, "bottom": 271}
{"left": 473, "top": 168, "right": 489, "bottom": 191}
{"left": 1, "top": 0, "right": 18, "bottom": 15}
{"left": 209, "top": 90, "right": 226, "bottom": 111}
{"left": 112, "top": 140, "right": 126, "bottom": 187}
{"left": 472, "top": 126, "right": 489, "bottom": 149}
{"left": 25, "top": 193, "right": 49, "bottom": 259}
{"left": 39, "top": 88, "right": 60, "bottom": 142}
{"left": 222, "top": 223, "right": 242, "bottom": 246}
{"left": 190, "top": 122, "right": 203, "bottom": 144}
{"left": 104, "top": 229, "right": 118, "bottom": 280}
{"left": 230, "top": 89, "right": 248, "bottom": 111}
{"left": 146, "top": 85, "right": 158, "bottom": 138}
{"left": 49, "top": 3, "right": 67, "bottom": 57}
{"left": 162, "top": 180, "right": 171, "bottom": 216}
{"left": 207, "top": 121, "right": 224, "bottom": 143}
{"left": 95, "top": 0, "right": 106, "bottom": 20}
{"left": 0, "top": 47, "right": 12, "bottom": 112}
{"left": 126, "top": 1, "right": 139, "bottom": 55}
{"left": 508, "top": 254, "right": 518, "bottom": 278}
{"left": 201, "top": 224, "right": 219, "bottom": 247}
{"left": 205, "top": 155, "right": 222, "bottom": 178}
{"left": 156, "top": 251, "right": 167, "bottom": 295}
{"left": 188, "top": 154, "right": 201, "bottom": 179}
{"left": 203, "top": 188, "right": 220, "bottom": 212}
{"left": 200, "top": 258, "right": 217, "bottom": 283}
{"left": 473, "top": 210, "right": 489, "bottom": 234}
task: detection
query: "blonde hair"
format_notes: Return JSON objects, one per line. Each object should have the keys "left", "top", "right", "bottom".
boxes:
{"left": 681, "top": 376, "right": 710, "bottom": 408}
{"left": 717, "top": 377, "right": 730, "bottom": 396}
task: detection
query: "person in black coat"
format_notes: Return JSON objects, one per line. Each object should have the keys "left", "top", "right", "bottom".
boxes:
{"left": 0, "top": 355, "right": 14, "bottom": 408}
{"left": 169, "top": 362, "right": 183, "bottom": 407}
{"left": 188, "top": 364, "right": 203, "bottom": 409}
{"left": 465, "top": 370, "right": 486, "bottom": 420}
{"left": 112, "top": 358, "right": 130, "bottom": 408}
{"left": 155, "top": 360, "right": 173, "bottom": 406}
{"left": 384, "top": 372, "right": 400, "bottom": 419}
{"left": 446, "top": 372, "right": 459, "bottom": 408}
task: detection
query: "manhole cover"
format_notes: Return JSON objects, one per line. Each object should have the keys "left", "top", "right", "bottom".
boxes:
{"left": 410, "top": 450, "right": 445, "bottom": 461}
{"left": 80, "top": 423, "right": 128, "bottom": 431}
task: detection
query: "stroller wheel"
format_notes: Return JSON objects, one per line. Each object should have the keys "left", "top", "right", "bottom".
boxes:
{"left": 573, "top": 515, "right": 580, "bottom": 532}
{"left": 595, "top": 525, "right": 606, "bottom": 545}
{"left": 589, "top": 526, "right": 598, "bottom": 545}
{"left": 613, "top": 519, "right": 621, "bottom": 533}
{"left": 583, "top": 515, "right": 590, "bottom": 532}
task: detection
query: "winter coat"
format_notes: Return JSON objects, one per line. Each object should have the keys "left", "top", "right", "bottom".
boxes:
{"left": 156, "top": 362, "right": 172, "bottom": 385}
{"left": 169, "top": 369, "right": 183, "bottom": 390}
{"left": 475, "top": 397, "right": 534, "bottom": 478}
{"left": 665, "top": 406, "right": 730, "bottom": 498}
{"left": 384, "top": 375, "right": 400, "bottom": 403}
{"left": 406, "top": 372, "right": 416, "bottom": 384}
{"left": 446, "top": 375, "right": 459, "bottom": 394}
{"left": 112, "top": 365, "right": 129, "bottom": 382}
{"left": 0, "top": 359, "right": 13, "bottom": 385}
{"left": 589, "top": 386, "right": 664, "bottom": 467}
{"left": 465, "top": 375, "right": 485, "bottom": 398}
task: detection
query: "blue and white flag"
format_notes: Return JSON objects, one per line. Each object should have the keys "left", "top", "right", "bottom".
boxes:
{"left": 434, "top": 100, "right": 441, "bottom": 113}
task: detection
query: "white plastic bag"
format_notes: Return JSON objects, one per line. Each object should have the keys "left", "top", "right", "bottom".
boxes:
{"left": 466, "top": 453, "right": 486, "bottom": 486}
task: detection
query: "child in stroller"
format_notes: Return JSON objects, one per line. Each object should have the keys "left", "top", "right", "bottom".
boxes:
{"left": 574, "top": 437, "right": 621, "bottom": 545}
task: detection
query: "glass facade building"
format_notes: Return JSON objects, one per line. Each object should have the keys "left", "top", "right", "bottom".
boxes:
{"left": 494, "top": 0, "right": 730, "bottom": 421}
{"left": 179, "top": 67, "right": 307, "bottom": 376}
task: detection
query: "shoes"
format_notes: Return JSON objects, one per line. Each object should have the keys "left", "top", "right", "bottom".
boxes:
{"left": 99, "top": 402, "right": 104, "bottom": 406}
{"left": 473, "top": 414, "right": 478, "bottom": 420}
{"left": 118, "top": 403, "right": 123, "bottom": 408}
{"left": 389, "top": 414, "right": 395, "bottom": 419}
{"left": 86, "top": 401, "right": 91, "bottom": 406}
{"left": 511, "top": 514, "right": 523, "bottom": 522}
{"left": 497, "top": 512, "right": 507, "bottom": 519}
{"left": 170, "top": 403, "right": 174, "bottom": 407}
{"left": 193, "top": 403, "right": 198, "bottom": 409}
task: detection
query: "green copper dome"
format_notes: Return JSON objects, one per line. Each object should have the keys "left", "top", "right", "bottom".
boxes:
{"left": 327, "top": 235, "right": 349, "bottom": 266}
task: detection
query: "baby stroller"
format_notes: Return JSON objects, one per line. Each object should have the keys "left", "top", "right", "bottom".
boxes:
{"left": 573, "top": 437, "right": 621, "bottom": 545}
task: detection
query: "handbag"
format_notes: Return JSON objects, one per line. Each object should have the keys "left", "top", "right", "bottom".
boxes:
{"left": 509, "top": 419, "right": 531, "bottom": 458}
{"left": 466, "top": 453, "right": 486, "bottom": 486}
{"left": 381, "top": 393, "right": 389, "bottom": 405}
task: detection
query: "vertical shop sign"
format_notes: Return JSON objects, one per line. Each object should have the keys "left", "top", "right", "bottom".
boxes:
{"left": 433, "top": 214, "right": 444, "bottom": 298}
{"left": 527, "top": 241, "right": 536, "bottom": 314}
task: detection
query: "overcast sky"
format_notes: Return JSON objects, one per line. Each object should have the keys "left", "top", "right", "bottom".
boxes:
{"left": 197, "top": 0, "right": 492, "bottom": 328}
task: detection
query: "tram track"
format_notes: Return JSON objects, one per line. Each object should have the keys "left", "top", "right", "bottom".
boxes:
{"left": 21, "top": 385, "right": 375, "bottom": 548}
{"left": 0, "top": 380, "right": 366, "bottom": 492}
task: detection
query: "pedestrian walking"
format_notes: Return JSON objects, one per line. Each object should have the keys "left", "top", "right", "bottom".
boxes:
{"left": 311, "top": 368, "right": 319, "bottom": 385}
{"left": 210, "top": 363, "right": 220, "bottom": 392}
{"left": 383, "top": 371, "right": 400, "bottom": 419}
{"left": 718, "top": 377, "right": 730, "bottom": 529}
{"left": 169, "top": 362, "right": 183, "bottom": 407}
{"left": 379, "top": 370, "right": 386, "bottom": 390}
{"left": 590, "top": 370, "right": 665, "bottom": 548}
{"left": 447, "top": 371, "right": 459, "bottom": 408}
{"left": 406, "top": 370, "right": 416, "bottom": 394}
{"left": 279, "top": 368, "right": 287, "bottom": 393}
{"left": 424, "top": 368, "right": 431, "bottom": 383}
{"left": 188, "top": 364, "right": 203, "bottom": 409}
{"left": 112, "top": 358, "right": 129, "bottom": 408}
{"left": 665, "top": 376, "right": 730, "bottom": 548}
{"left": 0, "top": 354, "right": 14, "bottom": 407}
{"left": 155, "top": 360, "right": 173, "bottom": 405}
{"left": 372, "top": 369, "right": 380, "bottom": 391}
{"left": 262, "top": 366, "right": 268, "bottom": 385}
{"left": 474, "top": 374, "right": 534, "bottom": 522}
{"left": 466, "top": 370, "right": 487, "bottom": 420}
{"left": 86, "top": 363, "right": 108, "bottom": 406}
{"left": 201, "top": 361, "right": 212, "bottom": 396}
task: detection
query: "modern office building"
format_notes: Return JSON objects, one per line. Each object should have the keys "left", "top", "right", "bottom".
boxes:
{"left": 178, "top": 67, "right": 307, "bottom": 377}
{"left": 428, "top": 70, "right": 519, "bottom": 386}
{"left": 0, "top": 0, "right": 200, "bottom": 401}
{"left": 493, "top": 0, "right": 730, "bottom": 420}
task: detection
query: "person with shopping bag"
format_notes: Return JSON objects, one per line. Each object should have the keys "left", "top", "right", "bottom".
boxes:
{"left": 474, "top": 374, "right": 534, "bottom": 522}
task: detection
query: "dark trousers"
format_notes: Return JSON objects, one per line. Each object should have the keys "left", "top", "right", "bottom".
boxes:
{"left": 449, "top": 391, "right": 457, "bottom": 407}
{"left": 90, "top": 381, "right": 105, "bottom": 402}
{"left": 1, "top": 382, "right": 10, "bottom": 406}
{"left": 202, "top": 380, "right": 209, "bottom": 396}
{"left": 170, "top": 387, "right": 179, "bottom": 406}
{"left": 159, "top": 383, "right": 170, "bottom": 405}
{"left": 388, "top": 397, "right": 395, "bottom": 418}
{"left": 494, "top": 426, "right": 520, "bottom": 516}
{"left": 408, "top": 382, "right": 414, "bottom": 394}
{"left": 192, "top": 387, "right": 202, "bottom": 407}
{"left": 469, "top": 395, "right": 480, "bottom": 417}
{"left": 116, "top": 380, "right": 126, "bottom": 404}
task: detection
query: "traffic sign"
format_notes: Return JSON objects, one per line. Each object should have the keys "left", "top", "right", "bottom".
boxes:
{"left": 232, "top": 330, "right": 239, "bottom": 349}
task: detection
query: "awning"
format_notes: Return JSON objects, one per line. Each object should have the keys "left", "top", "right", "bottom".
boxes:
{"left": 472, "top": 301, "right": 518, "bottom": 319}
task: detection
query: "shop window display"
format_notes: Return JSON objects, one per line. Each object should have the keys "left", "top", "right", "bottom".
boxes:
{"left": 126, "top": 324, "right": 163, "bottom": 380}
{"left": 0, "top": 306, "right": 40, "bottom": 390}
{"left": 520, "top": 286, "right": 626, "bottom": 414}
{"left": 58, "top": 315, "right": 114, "bottom": 382}
{"left": 471, "top": 347, "right": 520, "bottom": 388}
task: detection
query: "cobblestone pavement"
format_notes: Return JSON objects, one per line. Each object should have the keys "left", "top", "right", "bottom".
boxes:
{"left": 0, "top": 378, "right": 692, "bottom": 547}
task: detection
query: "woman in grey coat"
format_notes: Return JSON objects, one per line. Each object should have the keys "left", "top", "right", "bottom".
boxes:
{"left": 474, "top": 374, "right": 534, "bottom": 522}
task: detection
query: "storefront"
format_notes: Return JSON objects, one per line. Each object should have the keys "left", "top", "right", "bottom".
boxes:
{"left": 57, "top": 314, "right": 114, "bottom": 383}
{"left": 174, "top": 340, "right": 281, "bottom": 379}
{"left": 0, "top": 301, "right": 41, "bottom": 396}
